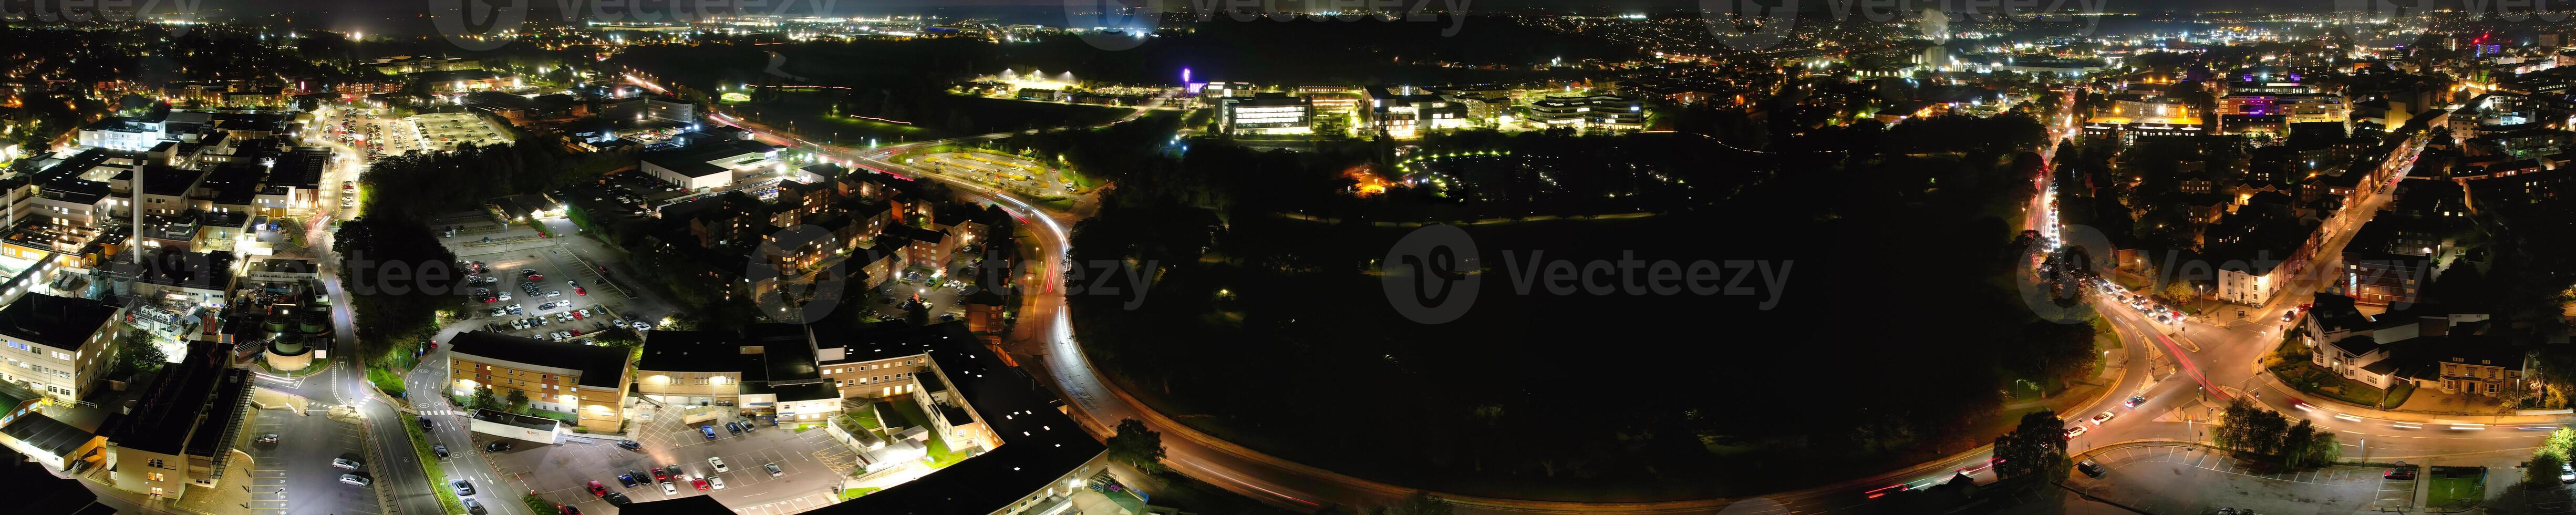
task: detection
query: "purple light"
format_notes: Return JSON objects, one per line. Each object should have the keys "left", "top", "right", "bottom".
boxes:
{"left": 1182, "top": 67, "right": 1192, "bottom": 85}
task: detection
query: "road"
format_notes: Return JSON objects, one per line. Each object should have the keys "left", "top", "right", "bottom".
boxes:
{"left": 669, "top": 78, "right": 2532, "bottom": 514}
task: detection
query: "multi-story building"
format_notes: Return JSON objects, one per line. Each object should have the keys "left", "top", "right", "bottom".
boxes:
{"left": 0, "top": 294, "right": 124, "bottom": 403}
{"left": 447, "top": 332, "right": 633, "bottom": 432}
{"left": 1525, "top": 94, "right": 1646, "bottom": 127}
{"left": 77, "top": 118, "right": 165, "bottom": 151}
{"left": 2436, "top": 347, "right": 2528, "bottom": 396}
{"left": 100, "top": 342, "right": 249, "bottom": 501}
{"left": 1217, "top": 93, "right": 1313, "bottom": 136}
{"left": 1363, "top": 86, "right": 1472, "bottom": 138}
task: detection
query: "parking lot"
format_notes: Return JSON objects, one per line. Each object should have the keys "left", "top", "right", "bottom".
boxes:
{"left": 451, "top": 251, "right": 643, "bottom": 344}
{"left": 409, "top": 112, "right": 514, "bottom": 153}
{"left": 2068, "top": 443, "right": 2412, "bottom": 514}
{"left": 482, "top": 401, "right": 849, "bottom": 514}
{"left": 241, "top": 408, "right": 383, "bottom": 515}
{"left": 914, "top": 150, "right": 1077, "bottom": 198}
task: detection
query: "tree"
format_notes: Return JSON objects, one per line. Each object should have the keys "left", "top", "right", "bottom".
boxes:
{"left": 471, "top": 385, "right": 501, "bottom": 411}
{"left": 2532, "top": 450, "right": 2565, "bottom": 488}
{"left": 1992, "top": 409, "right": 2071, "bottom": 484}
{"left": 2162, "top": 280, "right": 2195, "bottom": 306}
{"left": 1105, "top": 418, "right": 1166, "bottom": 475}
{"left": 505, "top": 389, "right": 531, "bottom": 414}
{"left": 1368, "top": 492, "right": 1454, "bottom": 515}
{"left": 2548, "top": 427, "right": 2576, "bottom": 460}
{"left": 114, "top": 329, "right": 167, "bottom": 376}
{"left": 904, "top": 297, "right": 931, "bottom": 327}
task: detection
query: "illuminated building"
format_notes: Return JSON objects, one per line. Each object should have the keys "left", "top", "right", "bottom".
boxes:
{"left": 1218, "top": 93, "right": 1313, "bottom": 136}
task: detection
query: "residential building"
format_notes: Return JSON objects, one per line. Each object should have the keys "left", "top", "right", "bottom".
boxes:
{"left": 447, "top": 332, "right": 632, "bottom": 432}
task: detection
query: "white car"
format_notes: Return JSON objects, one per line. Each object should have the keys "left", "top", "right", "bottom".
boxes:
{"left": 2089, "top": 411, "right": 2115, "bottom": 425}
{"left": 709, "top": 476, "right": 726, "bottom": 490}
{"left": 707, "top": 457, "right": 729, "bottom": 473}
{"left": 660, "top": 481, "right": 678, "bottom": 495}
{"left": 340, "top": 473, "right": 371, "bottom": 486}
{"left": 333, "top": 458, "right": 362, "bottom": 470}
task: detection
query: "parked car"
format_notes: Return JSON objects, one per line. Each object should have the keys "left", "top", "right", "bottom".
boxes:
{"left": 587, "top": 480, "right": 608, "bottom": 497}
{"left": 764, "top": 463, "right": 782, "bottom": 477}
{"left": 726, "top": 422, "right": 742, "bottom": 435}
{"left": 616, "top": 474, "right": 637, "bottom": 488}
{"left": 558, "top": 505, "right": 580, "bottom": 515}
{"left": 691, "top": 476, "right": 709, "bottom": 491}
{"left": 339, "top": 474, "right": 371, "bottom": 486}
{"left": 485, "top": 441, "right": 512, "bottom": 452}
{"left": 604, "top": 492, "right": 630, "bottom": 506}
{"left": 650, "top": 467, "right": 669, "bottom": 482}
{"left": 709, "top": 476, "right": 726, "bottom": 490}
{"left": 333, "top": 458, "right": 362, "bottom": 470}
{"left": 616, "top": 439, "right": 640, "bottom": 450}
{"left": 256, "top": 434, "right": 279, "bottom": 445}
{"left": 2077, "top": 459, "right": 2104, "bottom": 478}
{"left": 660, "top": 481, "right": 678, "bottom": 495}
{"left": 701, "top": 426, "right": 717, "bottom": 439}
{"left": 708, "top": 457, "right": 729, "bottom": 473}
{"left": 2385, "top": 468, "right": 2416, "bottom": 480}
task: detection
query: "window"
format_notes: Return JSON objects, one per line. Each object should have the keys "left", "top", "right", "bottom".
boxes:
{"left": 147, "top": 472, "right": 165, "bottom": 482}
{"left": 147, "top": 459, "right": 165, "bottom": 469}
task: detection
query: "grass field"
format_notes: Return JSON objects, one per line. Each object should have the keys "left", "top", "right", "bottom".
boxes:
{"left": 2426, "top": 473, "right": 2481, "bottom": 509}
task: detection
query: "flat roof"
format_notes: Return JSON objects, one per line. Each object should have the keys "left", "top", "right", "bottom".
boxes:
{"left": 811, "top": 322, "right": 1105, "bottom": 514}
{"left": 642, "top": 139, "right": 779, "bottom": 179}
{"left": 634, "top": 330, "right": 744, "bottom": 373}
{"left": 99, "top": 343, "right": 242, "bottom": 456}
{"left": 0, "top": 412, "right": 94, "bottom": 459}
{"left": 449, "top": 331, "right": 630, "bottom": 389}
{"left": 0, "top": 294, "right": 117, "bottom": 351}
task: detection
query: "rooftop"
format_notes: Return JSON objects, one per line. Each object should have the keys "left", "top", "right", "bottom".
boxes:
{"left": 0, "top": 294, "right": 118, "bottom": 351}
{"left": 448, "top": 331, "right": 630, "bottom": 389}
{"left": 633, "top": 330, "right": 744, "bottom": 373}
{"left": 642, "top": 139, "right": 780, "bottom": 179}
{"left": 809, "top": 322, "right": 1105, "bottom": 514}
{"left": 99, "top": 343, "right": 246, "bottom": 456}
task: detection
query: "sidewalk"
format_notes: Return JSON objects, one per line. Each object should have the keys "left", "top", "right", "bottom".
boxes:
{"left": 2253, "top": 372, "right": 2575, "bottom": 426}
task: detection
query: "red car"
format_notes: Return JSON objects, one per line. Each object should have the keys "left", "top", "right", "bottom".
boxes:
{"left": 559, "top": 506, "right": 581, "bottom": 515}
{"left": 587, "top": 480, "right": 607, "bottom": 497}
{"left": 691, "top": 477, "right": 709, "bottom": 491}
{"left": 650, "top": 467, "right": 668, "bottom": 482}
{"left": 575, "top": 287, "right": 587, "bottom": 296}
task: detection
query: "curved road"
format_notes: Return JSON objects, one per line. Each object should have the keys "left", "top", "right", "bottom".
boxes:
{"left": 689, "top": 80, "right": 2543, "bottom": 514}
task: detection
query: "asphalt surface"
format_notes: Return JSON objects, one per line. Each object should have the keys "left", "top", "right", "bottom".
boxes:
{"left": 649, "top": 78, "right": 2519, "bottom": 514}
